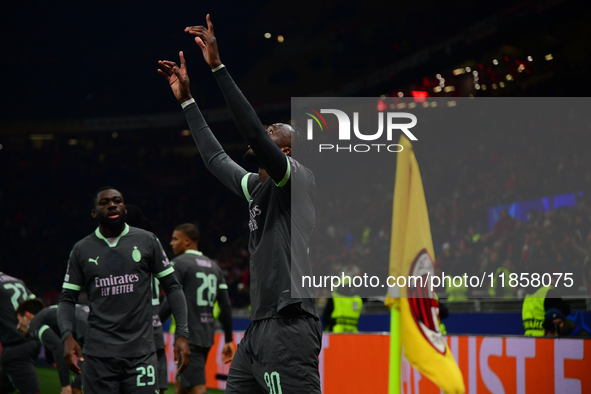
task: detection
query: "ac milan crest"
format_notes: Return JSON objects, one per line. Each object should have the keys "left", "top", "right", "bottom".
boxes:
{"left": 407, "top": 249, "right": 446, "bottom": 354}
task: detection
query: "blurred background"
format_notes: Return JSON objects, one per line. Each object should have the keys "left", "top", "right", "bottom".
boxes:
{"left": 2, "top": 0, "right": 591, "bottom": 320}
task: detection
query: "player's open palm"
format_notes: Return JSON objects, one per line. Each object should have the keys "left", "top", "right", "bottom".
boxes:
{"left": 185, "top": 14, "right": 222, "bottom": 69}
{"left": 157, "top": 51, "right": 192, "bottom": 103}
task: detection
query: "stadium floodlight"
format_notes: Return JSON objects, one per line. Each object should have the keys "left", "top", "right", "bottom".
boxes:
{"left": 411, "top": 91, "right": 428, "bottom": 103}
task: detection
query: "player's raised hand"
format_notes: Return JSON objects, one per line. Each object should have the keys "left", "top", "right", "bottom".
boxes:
{"left": 63, "top": 336, "right": 84, "bottom": 375}
{"left": 221, "top": 341, "right": 235, "bottom": 364}
{"left": 158, "top": 51, "right": 192, "bottom": 104}
{"left": 174, "top": 336, "right": 191, "bottom": 375}
{"left": 185, "top": 14, "right": 222, "bottom": 69}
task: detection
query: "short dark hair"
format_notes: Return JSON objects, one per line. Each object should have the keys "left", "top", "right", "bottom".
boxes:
{"left": 15, "top": 298, "right": 45, "bottom": 317}
{"left": 174, "top": 223, "right": 200, "bottom": 244}
{"left": 93, "top": 186, "right": 122, "bottom": 207}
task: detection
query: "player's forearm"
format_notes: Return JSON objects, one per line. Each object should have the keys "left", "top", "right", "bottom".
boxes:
{"left": 213, "top": 67, "right": 265, "bottom": 142}
{"left": 213, "top": 67, "right": 288, "bottom": 182}
{"left": 158, "top": 298, "right": 172, "bottom": 323}
{"left": 183, "top": 102, "right": 247, "bottom": 196}
{"left": 54, "top": 351, "right": 71, "bottom": 386}
{"left": 183, "top": 101, "right": 225, "bottom": 166}
{"left": 159, "top": 274, "right": 189, "bottom": 338}
{"left": 57, "top": 290, "right": 79, "bottom": 340}
{"left": 219, "top": 305, "right": 233, "bottom": 343}
{"left": 217, "top": 290, "right": 233, "bottom": 343}
{"left": 165, "top": 288, "right": 189, "bottom": 338}
{"left": 40, "top": 330, "right": 71, "bottom": 386}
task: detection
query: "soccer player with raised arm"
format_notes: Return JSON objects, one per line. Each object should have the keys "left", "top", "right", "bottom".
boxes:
{"left": 16, "top": 299, "right": 89, "bottom": 394}
{"left": 0, "top": 272, "right": 39, "bottom": 394}
{"left": 158, "top": 15, "right": 321, "bottom": 393}
{"left": 57, "top": 187, "right": 191, "bottom": 394}
{"left": 160, "top": 223, "right": 234, "bottom": 394}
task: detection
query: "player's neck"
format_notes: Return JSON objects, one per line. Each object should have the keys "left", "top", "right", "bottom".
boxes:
{"left": 259, "top": 168, "right": 269, "bottom": 185}
{"left": 98, "top": 224, "right": 125, "bottom": 239}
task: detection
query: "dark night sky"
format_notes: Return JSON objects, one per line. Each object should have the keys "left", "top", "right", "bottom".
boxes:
{"left": 0, "top": 0, "right": 268, "bottom": 121}
{"left": 1, "top": 0, "right": 587, "bottom": 123}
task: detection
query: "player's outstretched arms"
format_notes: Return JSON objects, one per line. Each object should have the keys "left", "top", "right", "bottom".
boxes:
{"left": 186, "top": 15, "right": 288, "bottom": 185}
{"left": 158, "top": 53, "right": 251, "bottom": 198}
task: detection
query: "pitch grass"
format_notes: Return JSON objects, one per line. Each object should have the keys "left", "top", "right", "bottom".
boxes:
{"left": 36, "top": 366, "right": 225, "bottom": 393}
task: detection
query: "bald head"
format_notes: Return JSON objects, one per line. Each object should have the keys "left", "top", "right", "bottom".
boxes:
{"left": 267, "top": 123, "right": 292, "bottom": 155}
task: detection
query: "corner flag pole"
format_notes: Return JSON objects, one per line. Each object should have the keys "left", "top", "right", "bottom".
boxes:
{"left": 386, "top": 135, "right": 466, "bottom": 394}
{"left": 389, "top": 301, "right": 401, "bottom": 394}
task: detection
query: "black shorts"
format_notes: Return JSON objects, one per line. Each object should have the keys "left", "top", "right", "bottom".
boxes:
{"left": 225, "top": 316, "right": 322, "bottom": 394}
{"left": 177, "top": 345, "right": 211, "bottom": 388}
{"left": 0, "top": 340, "right": 41, "bottom": 394}
{"left": 156, "top": 348, "right": 168, "bottom": 390}
{"left": 81, "top": 352, "right": 158, "bottom": 394}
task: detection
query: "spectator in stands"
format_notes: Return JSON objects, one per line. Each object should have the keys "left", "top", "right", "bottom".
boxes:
{"left": 493, "top": 209, "right": 516, "bottom": 240}
{"left": 543, "top": 308, "right": 589, "bottom": 337}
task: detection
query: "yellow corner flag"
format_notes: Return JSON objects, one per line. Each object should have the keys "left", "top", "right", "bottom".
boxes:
{"left": 386, "top": 135, "right": 465, "bottom": 394}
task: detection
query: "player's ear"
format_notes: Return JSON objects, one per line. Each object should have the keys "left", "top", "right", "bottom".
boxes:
{"left": 91, "top": 209, "right": 97, "bottom": 219}
{"left": 282, "top": 146, "right": 291, "bottom": 157}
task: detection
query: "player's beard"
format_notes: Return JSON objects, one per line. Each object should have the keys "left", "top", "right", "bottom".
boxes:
{"left": 243, "top": 149, "right": 262, "bottom": 167}
{"left": 97, "top": 211, "right": 128, "bottom": 231}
